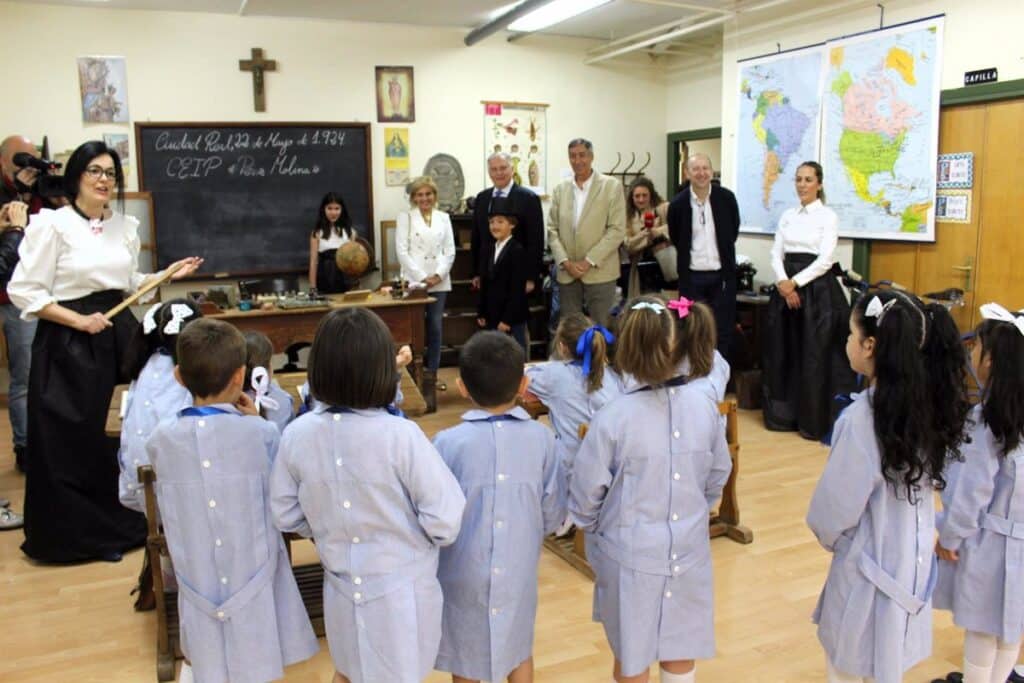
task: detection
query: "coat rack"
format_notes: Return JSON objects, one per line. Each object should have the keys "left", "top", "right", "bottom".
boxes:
{"left": 605, "top": 151, "right": 652, "bottom": 185}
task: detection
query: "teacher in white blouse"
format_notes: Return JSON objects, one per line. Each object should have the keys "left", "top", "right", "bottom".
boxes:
{"left": 761, "top": 161, "right": 856, "bottom": 442}
{"left": 9, "top": 140, "right": 200, "bottom": 563}
{"left": 395, "top": 175, "right": 455, "bottom": 413}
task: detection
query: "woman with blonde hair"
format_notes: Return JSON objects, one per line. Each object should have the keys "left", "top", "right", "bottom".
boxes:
{"left": 396, "top": 175, "right": 455, "bottom": 412}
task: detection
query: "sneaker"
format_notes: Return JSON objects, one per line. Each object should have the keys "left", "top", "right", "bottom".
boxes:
{"left": 0, "top": 507, "right": 24, "bottom": 530}
{"left": 0, "top": 497, "right": 9, "bottom": 508}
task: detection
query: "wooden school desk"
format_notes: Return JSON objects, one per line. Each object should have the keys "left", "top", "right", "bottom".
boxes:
{"left": 208, "top": 292, "right": 432, "bottom": 387}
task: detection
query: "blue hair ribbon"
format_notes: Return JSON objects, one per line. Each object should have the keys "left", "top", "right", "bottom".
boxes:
{"left": 575, "top": 325, "right": 615, "bottom": 376}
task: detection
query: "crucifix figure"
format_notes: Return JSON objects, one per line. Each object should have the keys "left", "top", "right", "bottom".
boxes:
{"left": 238, "top": 48, "right": 277, "bottom": 112}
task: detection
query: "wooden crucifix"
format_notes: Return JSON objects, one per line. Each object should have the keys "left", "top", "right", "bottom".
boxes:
{"left": 238, "top": 48, "right": 277, "bottom": 112}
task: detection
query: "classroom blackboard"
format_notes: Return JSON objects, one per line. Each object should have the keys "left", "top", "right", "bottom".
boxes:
{"left": 135, "top": 122, "right": 373, "bottom": 276}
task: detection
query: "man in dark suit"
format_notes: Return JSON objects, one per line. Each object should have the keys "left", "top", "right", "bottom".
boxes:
{"left": 471, "top": 152, "right": 544, "bottom": 294}
{"left": 476, "top": 197, "right": 530, "bottom": 353}
{"left": 668, "top": 153, "right": 741, "bottom": 357}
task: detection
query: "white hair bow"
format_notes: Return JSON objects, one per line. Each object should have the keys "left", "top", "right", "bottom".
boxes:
{"left": 142, "top": 302, "right": 162, "bottom": 334}
{"left": 980, "top": 302, "right": 1024, "bottom": 337}
{"left": 864, "top": 296, "right": 896, "bottom": 321}
{"left": 631, "top": 301, "right": 666, "bottom": 314}
{"left": 251, "top": 366, "right": 279, "bottom": 413}
{"left": 163, "top": 304, "right": 195, "bottom": 335}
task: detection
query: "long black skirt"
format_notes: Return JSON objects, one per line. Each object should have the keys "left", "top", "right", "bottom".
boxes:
{"left": 21, "top": 290, "right": 147, "bottom": 562}
{"left": 761, "top": 254, "right": 857, "bottom": 441}
{"left": 317, "top": 250, "right": 351, "bottom": 294}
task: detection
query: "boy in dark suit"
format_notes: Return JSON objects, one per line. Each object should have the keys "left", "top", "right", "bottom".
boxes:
{"left": 477, "top": 197, "right": 530, "bottom": 354}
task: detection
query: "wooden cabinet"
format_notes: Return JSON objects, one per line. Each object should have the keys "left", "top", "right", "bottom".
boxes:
{"left": 441, "top": 213, "right": 550, "bottom": 365}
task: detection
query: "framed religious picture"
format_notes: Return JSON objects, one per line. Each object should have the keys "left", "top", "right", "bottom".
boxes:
{"left": 375, "top": 66, "right": 415, "bottom": 123}
{"left": 77, "top": 56, "right": 129, "bottom": 123}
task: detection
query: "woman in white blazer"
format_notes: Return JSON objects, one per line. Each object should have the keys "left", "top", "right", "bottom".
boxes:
{"left": 396, "top": 175, "right": 455, "bottom": 412}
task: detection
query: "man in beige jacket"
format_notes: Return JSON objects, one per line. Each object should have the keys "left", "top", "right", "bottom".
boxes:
{"left": 546, "top": 138, "right": 626, "bottom": 326}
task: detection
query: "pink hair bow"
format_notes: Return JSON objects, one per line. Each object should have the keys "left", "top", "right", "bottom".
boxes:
{"left": 667, "top": 296, "right": 694, "bottom": 319}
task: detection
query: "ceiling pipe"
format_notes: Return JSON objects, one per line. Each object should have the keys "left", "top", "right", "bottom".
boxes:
{"left": 584, "top": 11, "right": 716, "bottom": 53}
{"left": 584, "top": 14, "right": 729, "bottom": 63}
{"left": 464, "top": 0, "right": 556, "bottom": 46}
{"left": 627, "top": 0, "right": 735, "bottom": 14}
{"left": 584, "top": 0, "right": 801, "bottom": 64}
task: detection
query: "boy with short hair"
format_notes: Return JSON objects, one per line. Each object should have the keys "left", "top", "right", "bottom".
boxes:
{"left": 147, "top": 318, "right": 318, "bottom": 683}
{"left": 434, "top": 330, "right": 565, "bottom": 683}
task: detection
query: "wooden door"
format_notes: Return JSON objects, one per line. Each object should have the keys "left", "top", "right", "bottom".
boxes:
{"left": 836, "top": 97, "right": 1021, "bottom": 331}
{"left": 974, "top": 98, "right": 1024, "bottom": 312}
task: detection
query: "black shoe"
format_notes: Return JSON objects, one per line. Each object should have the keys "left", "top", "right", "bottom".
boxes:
{"left": 933, "top": 673, "right": 962, "bottom": 683}
{"left": 1007, "top": 669, "right": 1024, "bottom": 683}
{"left": 14, "top": 445, "right": 26, "bottom": 473}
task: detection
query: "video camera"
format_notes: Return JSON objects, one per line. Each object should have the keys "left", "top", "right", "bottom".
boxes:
{"left": 13, "top": 152, "right": 65, "bottom": 199}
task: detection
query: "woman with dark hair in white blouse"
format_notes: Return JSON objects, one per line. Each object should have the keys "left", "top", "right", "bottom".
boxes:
{"left": 761, "top": 161, "right": 857, "bottom": 442}
{"left": 9, "top": 139, "right": 200, "bottom": 563}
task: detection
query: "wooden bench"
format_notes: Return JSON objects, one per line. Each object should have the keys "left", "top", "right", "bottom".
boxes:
{"left": 537, "top": 398, "right": 753, "bottom": 581}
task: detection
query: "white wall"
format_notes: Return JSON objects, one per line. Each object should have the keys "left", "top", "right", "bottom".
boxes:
{"left": 2, "top": 0, "right": 666, "bottom": 280}
{"left": 665, "top": 0, "right": 1024, "bottom": 283}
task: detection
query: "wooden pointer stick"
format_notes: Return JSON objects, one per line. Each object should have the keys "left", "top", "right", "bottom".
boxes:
{"left": 104, "top": 262, "right": 186, "bottom": 319}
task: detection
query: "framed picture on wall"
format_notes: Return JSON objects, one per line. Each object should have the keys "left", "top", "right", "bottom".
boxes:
{"left": 375, "top": 66, "right": 415, "bottom": 123}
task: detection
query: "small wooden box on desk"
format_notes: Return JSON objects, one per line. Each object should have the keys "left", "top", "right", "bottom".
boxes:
{"left": 442, "top": 213, "right": 550, "bottom": 365}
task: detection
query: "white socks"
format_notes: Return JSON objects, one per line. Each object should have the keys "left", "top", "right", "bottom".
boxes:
{"left": 963, "top": 631, "right": 1022, "bottom": 683}
{"left": 991, "top": 638, "right": 1022, "bottom": 683}
{"left": 177, "top": 663, "right": 194, "bottom": 683}
{"left": 659, "top": 666, "right": 695, "bottom": 683}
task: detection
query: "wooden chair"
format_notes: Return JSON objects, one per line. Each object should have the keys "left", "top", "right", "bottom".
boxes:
{"left": 542, "top": 399, "right": 752, "bottom": 581}
{"left": 138, "top": 465, "right": 327, "bottom": 682}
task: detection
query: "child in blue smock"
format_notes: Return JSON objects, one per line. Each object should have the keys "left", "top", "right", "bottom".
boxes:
{"left": 242, "top": 331, "right": 294, "bottom": 432}
{"left": 524, "top": 312, "right": 622, "bottom": 475}
{"left": 118, "top": 299, "right": 201, "bottom": 513}
{"left": 434, "top": 331, "right": 565, "bottom": 683}
{"left": 270, "top": 307, "right": 466, "bottom": 683}
{"left": 570, "top": 295, "right": 732, "bottom": 683}
{"left": 147, "top": 319, "right": 318, "bottom": 683}
{"left": 807, "top": 290, "right": 970, "bottom": 683}
{"left": 295, "top": 344, "right": 412, "bottom": 418}
{"left": 935, "top": 303, "right": 1024, "bottom": 683}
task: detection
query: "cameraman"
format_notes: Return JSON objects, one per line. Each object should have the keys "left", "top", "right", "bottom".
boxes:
{"left": 0, "top": 136, "right": 43, "bottom": 511}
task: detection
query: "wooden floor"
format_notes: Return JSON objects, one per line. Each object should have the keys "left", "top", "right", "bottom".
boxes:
{"left": 0, "top": 368, "right": 973, "bottom": 682}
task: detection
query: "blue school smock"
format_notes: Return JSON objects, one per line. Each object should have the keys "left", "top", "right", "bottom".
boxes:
{"left": 270, "top": 405, "right": 466, "bottom": 683}
{"left": 806, "top": 389, "right": 937, "bottom": 683}
{"left": 569, "top": 379, "right": 731, "bottom": 676}
{"left": 937, "top": 405, "right": 1024, "bottom": 643}
{"left": 147, "top": 404, "right": 319, "bottom": 683}
{"left": 118, "top": 351, "right": 191, "bottom": 513}
{"left": 433, "top": 407, "right": 565, "bottom": 681}
{"left": 525, "top": 361, "right": 622, "bottom": 472}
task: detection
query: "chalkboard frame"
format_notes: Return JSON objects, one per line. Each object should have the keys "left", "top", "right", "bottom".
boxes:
{"left": 134, "top": 121, "right": 374, "bottom": 278}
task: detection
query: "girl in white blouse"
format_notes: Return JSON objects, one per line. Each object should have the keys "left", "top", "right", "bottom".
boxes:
{"left": 395, "top": 175, "right": 455, "bottom": 413}
{"left": 8, "top": 139, "right": 200, "bottom": 563}
{"left": 762, "top": 161, "right": 856, "bottom": 442}
{"left": 308, "top": 191, "right": 355, "bottom": 294}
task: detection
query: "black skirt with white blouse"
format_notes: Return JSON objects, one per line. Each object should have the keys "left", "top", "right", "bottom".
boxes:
{"left": 21, "top": 289, "right": 147, "bottom": 562}
{"left": 761, "top": 253, "right": 858, "bottom": 441}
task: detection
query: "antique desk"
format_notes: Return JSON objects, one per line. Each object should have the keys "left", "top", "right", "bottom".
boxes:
{"left": 209, "top": 292, "right": 432, "bottom": 386}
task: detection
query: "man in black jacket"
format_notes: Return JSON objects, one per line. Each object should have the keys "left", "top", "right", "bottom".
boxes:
{"left": 471, "top": 152, "right": 544, "bottom": 295}
{"left": 668, "top": 153, "right": 741, "bottom": 357}
{"left": 0, "top": 135, "right": 43, "bottom": 487}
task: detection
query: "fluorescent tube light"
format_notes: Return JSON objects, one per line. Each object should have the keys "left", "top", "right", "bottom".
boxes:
{"left": 507, "top": 0, "right": 614, "bottom": 32}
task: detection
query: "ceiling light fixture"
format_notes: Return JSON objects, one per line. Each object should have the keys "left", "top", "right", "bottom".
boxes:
{"left": 507, "top": 0, "right": 614, "bottom": 33}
